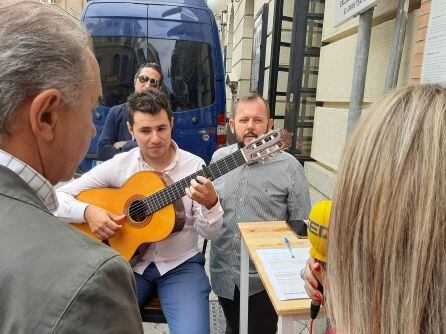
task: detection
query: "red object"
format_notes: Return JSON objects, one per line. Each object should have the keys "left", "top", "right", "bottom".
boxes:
{"left": 217, "top": 113, "right": 227, "bottom": 148}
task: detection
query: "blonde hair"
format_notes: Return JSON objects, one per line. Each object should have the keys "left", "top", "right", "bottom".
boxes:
{"left": 327, "top": 85, "right": 446, "bottom": 334}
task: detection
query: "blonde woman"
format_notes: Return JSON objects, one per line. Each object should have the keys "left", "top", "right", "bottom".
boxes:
{"left": 306, "top": 85, "right": 446, "bottom": 333}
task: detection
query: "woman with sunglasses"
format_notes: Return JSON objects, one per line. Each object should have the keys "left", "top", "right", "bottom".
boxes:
{"left": 98, "top": 62, "right": 164, "bottom": 160}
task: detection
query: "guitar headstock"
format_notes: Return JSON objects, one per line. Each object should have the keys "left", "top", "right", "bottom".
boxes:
{"left": 241, "top": 128, "right": 292, "bottom": 164}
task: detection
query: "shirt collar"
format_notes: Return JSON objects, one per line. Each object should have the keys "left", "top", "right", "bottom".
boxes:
{"left": 137, "top": 140, "right": 180, "bottom": 172}
{"left": 0, "top": 149, "right": 58, "bottom": 212}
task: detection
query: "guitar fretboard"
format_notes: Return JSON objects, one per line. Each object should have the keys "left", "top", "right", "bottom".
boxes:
{"left": 142, "top": 149, "right": 246, "bottom": 215}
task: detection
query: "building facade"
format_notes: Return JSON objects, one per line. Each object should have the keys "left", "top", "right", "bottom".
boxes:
{"left": 216, "top": 0, "right": 439, "bottom": 204}
{"left": 40, "top": 0, "right": 87, "bottom": 20}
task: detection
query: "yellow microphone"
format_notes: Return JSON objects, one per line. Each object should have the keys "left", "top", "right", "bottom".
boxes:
{"left": 307, "top": 200, "right": 332, "bottom": 319}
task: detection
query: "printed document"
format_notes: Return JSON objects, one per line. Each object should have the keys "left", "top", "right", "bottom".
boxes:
{"left": 256, "top": 247, "right": 310, "bottom": 300}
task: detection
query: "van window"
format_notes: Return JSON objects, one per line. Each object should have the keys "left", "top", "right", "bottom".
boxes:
{"left": 92, "top": 36, "right": 215, "bottom": 111}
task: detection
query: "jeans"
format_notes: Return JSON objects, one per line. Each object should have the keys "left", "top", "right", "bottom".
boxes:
{"left": 134, "top": 252, "right": 211, "bottom": 334}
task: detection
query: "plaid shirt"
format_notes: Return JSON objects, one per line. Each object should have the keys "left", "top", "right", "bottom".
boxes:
{"left": 0, "top": 149, "right": 58, "bottom": 212}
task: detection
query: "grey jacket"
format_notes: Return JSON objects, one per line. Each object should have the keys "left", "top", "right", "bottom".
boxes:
{"left": 0, "top": 166, "right": 143, "bottom": 334}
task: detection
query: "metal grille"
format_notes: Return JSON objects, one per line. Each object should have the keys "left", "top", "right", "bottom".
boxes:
{"left": 210, "top": 300, "right": 227, "bottom": 333}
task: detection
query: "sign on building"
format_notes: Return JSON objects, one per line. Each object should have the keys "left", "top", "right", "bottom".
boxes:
{"left": 421, "top": 0, "right": 446, "bottom": 86}
{"left": 334, "top": 0, "right": 377, "bottom": 27}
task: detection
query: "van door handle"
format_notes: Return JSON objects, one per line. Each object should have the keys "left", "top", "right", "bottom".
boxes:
{"left": 191, "top": 117, "right": 198, "bottom": 124}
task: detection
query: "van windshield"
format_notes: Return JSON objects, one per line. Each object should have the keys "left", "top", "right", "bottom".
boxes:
{"left": 93, "top": 37, "right": 215, "bottom": 112}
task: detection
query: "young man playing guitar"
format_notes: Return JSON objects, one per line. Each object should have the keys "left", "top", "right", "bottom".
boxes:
{"left": 56, "top": 90, "right": 223, "bottom": 334}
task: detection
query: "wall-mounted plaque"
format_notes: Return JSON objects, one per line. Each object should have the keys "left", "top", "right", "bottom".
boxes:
{"left": 421, "top": 0, "right": 446, "bottom": 86}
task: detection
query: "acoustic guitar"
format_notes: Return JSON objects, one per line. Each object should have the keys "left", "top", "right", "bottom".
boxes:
{"left": 73, "top": 128, "right": 292, "bottom": 261}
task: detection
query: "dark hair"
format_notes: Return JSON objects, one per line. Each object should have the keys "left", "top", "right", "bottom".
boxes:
{"left": 234, "top": 92, "right": 270, "bottom": 118}
{"left": 127, "top": 90, "right": 173, "bottom": 126}
{"left": 134, "top": 62, "right": 164, "bottom": 86}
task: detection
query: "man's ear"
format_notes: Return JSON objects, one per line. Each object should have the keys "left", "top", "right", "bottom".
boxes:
{"left": 229, "top": 118, "right": 235, "bottom": 134}
{"left": 127, "top": 121, "right": 133, "bottom": 136}
{"left": 170, "top": 116, "right": 174, "bottom": 129}
{"left": 29, "top": 89, "right": 62, "bottom": 142}
{"left": 268, "top": 118, "right": 274, "bottom": 131}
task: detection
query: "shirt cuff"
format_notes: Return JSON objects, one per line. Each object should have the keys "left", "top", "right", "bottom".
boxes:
{"left": 70, "top": 201, "right": 90, "bottom": 222}
{"left": 201, "top": 198, "right": 224, "bottom": 220}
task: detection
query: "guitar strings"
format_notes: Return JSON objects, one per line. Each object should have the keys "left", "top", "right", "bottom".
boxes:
{"left": 126, "top": 139, "right": 284, "bottom": 219}
{"left": 126, "top": 151, "right": 246, "bottom": 219}
{"left": 125, "top": 131, "right": 284, "bottom": 218}
{"left": 126, "top": 139, "right": 288, "bottom": 219}
{"left": 126, "top": 153, "right": 244, "bottom": 219}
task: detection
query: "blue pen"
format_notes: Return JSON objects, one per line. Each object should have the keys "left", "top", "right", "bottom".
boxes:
{"left": 284, "top": 237, "right": 295, "bottom": 258}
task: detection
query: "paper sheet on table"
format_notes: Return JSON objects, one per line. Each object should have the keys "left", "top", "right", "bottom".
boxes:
{"left": 256, "top": 247, "right": 310, "bottom": 301}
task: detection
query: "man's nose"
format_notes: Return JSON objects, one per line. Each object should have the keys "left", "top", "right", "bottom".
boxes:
{"left": 151, "top": 131, "right": 161, "bottom": 142}
{"left": 246, "top": 119, "right": 255, "bottom": 129}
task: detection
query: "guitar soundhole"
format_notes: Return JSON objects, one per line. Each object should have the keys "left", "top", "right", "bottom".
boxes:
{"left": 128, "top": 200, "right": 149, "bottom": 223}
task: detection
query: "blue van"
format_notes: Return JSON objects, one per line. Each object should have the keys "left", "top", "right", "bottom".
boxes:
{"left": 78, "top": 0, "right": 226, "bottom": 172}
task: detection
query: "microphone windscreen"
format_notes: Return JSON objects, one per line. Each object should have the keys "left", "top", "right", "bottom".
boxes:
{"left": 308, "top": 200, "right": 331, "bottom": 263}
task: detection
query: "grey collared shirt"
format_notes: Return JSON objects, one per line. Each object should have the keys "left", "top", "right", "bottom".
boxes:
{"left": 209, "top": 144, "right": 311, "bottom": 299}
{"left": 0, "top": 149, "right": 58, "bottom": 212}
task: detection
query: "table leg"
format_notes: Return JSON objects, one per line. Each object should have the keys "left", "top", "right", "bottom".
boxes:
{"left": 277, "top": 315, "right": 293, "bottom": 333}
{"left": 239, "top": 238, "right": 249, "bottom": 334}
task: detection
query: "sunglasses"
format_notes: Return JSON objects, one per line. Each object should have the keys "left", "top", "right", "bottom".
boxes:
{"left": 137, "top": 75, "right": 160, "bottom": 88}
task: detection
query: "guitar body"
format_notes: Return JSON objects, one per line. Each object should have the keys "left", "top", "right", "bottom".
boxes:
{"left": 73, "top": 171, "right": 179, "bottom": 261}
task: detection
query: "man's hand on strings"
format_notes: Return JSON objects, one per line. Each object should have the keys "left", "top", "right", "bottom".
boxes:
{"left": 185, "top": 175, "right": 218, "bottom": 210}
{"left": 84, "top": 205, "right": 123, "bottom": 240}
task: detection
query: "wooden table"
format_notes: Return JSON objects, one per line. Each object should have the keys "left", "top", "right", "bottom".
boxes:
{"left": 239, "top": 221, "right": 313, "bottom": 334}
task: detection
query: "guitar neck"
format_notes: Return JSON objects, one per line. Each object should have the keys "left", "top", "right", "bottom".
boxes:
{"left": 144, "top": 149, "right": 246, "bottom": 214}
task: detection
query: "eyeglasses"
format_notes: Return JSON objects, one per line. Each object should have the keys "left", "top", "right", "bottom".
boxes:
{"left": 137, "top": 75, "right": 160, "bottom": 88}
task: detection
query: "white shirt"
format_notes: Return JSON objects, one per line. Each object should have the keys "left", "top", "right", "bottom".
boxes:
{"left": 0, "top": 149, "right": 58, "bottom": 212}
{"left": 55, "top": 142, "right": 223, "bottom": 275}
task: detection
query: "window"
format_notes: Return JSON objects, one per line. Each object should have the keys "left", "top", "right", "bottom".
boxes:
{"left": 93, "top": 37, "right": 145, "bottom": 106}
{"left": 92, "top": 36, "right": 215, "bottom": 111}
{"left": 149, "top": 38, "right": 215, "bottom": 112}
